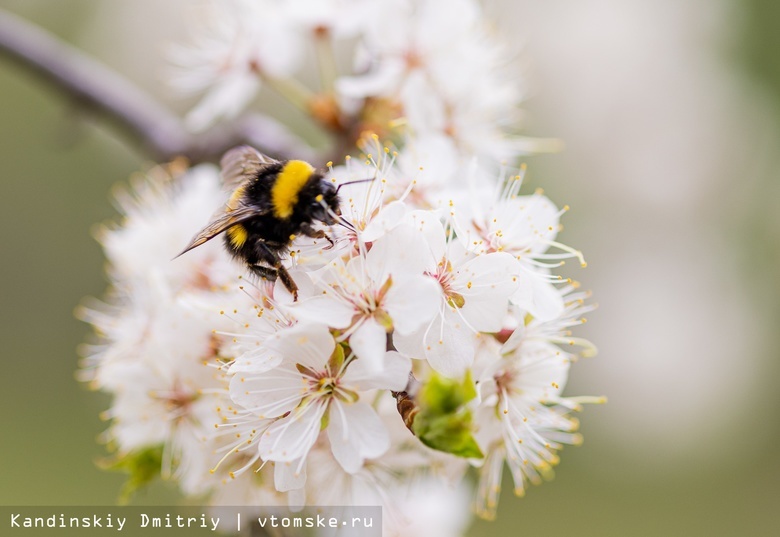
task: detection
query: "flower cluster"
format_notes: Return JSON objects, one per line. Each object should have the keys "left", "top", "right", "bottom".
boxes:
{"left": 169, "top": 0, "right": 554, "bottom": 169}
{"left": 80, "top": 0, "right": 601, "bottom": 534}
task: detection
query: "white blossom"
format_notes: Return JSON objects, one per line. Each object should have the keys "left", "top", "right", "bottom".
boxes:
{"left": 282, "top": 0, "right": 369, "bottom": 37}
{"left": 337, "top": 0, "right": 529, "bottom": 165}
{"left": 227, "top": 323, "right": 410, "bottom": 487}
{"left": 290, "top": 223, "right": 441, "bottom": 370}
{"left": 471, "top": 285, "right": 600, "bottom": 519}
{"left": 454, "top": 172, "right": 587, "bottom": 321}
{"left": 98, "top": 164, "right": 240, "bottom": 291}
{"left": 169, "top": 0, "right": 304, "bottom": 130}
{"left": 394, "top": 214, "right": 520, "bottom": 377}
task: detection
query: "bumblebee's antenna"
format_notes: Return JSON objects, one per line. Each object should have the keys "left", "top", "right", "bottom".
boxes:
{"left": 326, "top": 177, "right": 376, "bottom": 231}
{"left": 336, "top": 216, "right": 356, "bottom": 231}
{"left": 335, "top": 177, "right": 375, "bottom": 194}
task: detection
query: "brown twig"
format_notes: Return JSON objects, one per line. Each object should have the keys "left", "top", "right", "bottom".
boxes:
{"left": 0, "top": 8, "right": 307, "bottom": 163}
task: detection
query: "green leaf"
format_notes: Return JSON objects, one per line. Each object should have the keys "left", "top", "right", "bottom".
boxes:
{"left": 99, "top": 445, "right": 164, "bottom": 504}
{"left": 418, "top": 369, "right": 477, "bottom": 414}
{"left": 411, "top": 371, "right": 484, "bottom": 459}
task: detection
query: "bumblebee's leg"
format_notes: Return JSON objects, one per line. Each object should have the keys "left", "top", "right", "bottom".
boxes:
{"left": 274, "top": 264, "right": 299, "bottom": 302}
{"left": 250, "top": 240, "right": 281, "bottom": 266}
{"left": 299, "top": 222, "right": 335, "bottom": 248}
{"left": 252, "top": 240, "right": 299, "bottom": 301}
{"left": 239, "top": 244, "right": 277, "bottom": 283}
{"left": 248, "top": 265, "right": 278, "bottom": 282}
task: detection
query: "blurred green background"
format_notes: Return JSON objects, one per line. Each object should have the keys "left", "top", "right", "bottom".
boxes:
{"left": 1, "top": 1, "right": 779, "bottom": 536}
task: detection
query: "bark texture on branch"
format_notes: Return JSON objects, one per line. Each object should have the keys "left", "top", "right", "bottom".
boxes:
{"left": 0, "top": 8, "right": 307, "bottom": 164}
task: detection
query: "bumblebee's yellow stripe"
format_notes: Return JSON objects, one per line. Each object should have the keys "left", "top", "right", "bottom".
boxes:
{"left": 227, "top": 224, "right": 248, "bottom": 248}
{"left": 271, "top": 160, "right": 314, "bottom": 219}
{"left": 227, "top": 185, "right": 246, "bottom": 211}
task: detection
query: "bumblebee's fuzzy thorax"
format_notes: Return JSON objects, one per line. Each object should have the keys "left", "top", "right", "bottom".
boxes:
{"left": 271, "top": 160, "right": 316, "bottom": 219}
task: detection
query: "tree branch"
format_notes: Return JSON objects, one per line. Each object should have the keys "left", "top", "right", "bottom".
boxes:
{"left": 0, "top": 8, "right": 305, "bottom": 163}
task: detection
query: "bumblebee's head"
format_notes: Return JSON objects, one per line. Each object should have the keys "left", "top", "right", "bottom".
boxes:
{"left": 310, "top": 179, "right": 341, "bottom": 225}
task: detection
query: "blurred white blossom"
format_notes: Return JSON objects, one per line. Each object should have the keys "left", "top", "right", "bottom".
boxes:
{"left": 169, "top": 0, "right": 304, "bottom": 130}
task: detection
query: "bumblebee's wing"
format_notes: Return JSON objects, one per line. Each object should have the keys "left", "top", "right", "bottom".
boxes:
{"left": 175, "top": 205, "right": 261, "bottom": 258}
{"left": 220, "top": 145, "right": 280, "bottom": 191}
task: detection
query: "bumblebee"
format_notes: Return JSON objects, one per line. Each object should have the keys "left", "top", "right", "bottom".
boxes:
{"left": 176, "top": 146, "right": 342, "bottom": 300}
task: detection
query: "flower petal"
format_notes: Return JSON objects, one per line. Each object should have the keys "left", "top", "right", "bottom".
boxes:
{"left": 512, "top": 273, "right": 564, "bottom": 322}
{"left": 289, "top": 295, "right": 354, "bottom": 329}
{"left": 274, "top": 458, "right": 307, "bottom": 492}
{"left": 227, "top": 346, "right": 284, "bottom": 375}
{"left": 327, "top": 401, "right": 390, "bottom": 473}
{"left": 404, "top": 210, "right": 448, "bottom": 265}
{"left": 229, "top": 362, "right": 303, "bottom": 419}
{"left": 258, "top": 402, "right": 326, "bottom": 463}
{"left": 513, "top": 341, "right": 571, "bottom": 399}
{"left": 362, "top": 200, "right": 408, "bottom": 242}
{"left": 336, "top": 58, "right": 405, "bottom": 98}
{"left": 365, "top": 223, "right": 432, "bottom": 281}
{"left": 423, "top": 310, "right": 478, "bottom": 378}
{"left": 393, "top": 327, "right": 427, "bottom": 362}
{"left": 383, "top": 275, "right": 441, "bottom": 335}
{"left": 456, "top": 252, "right": 520, "bottom": 332}
{"left": 349, "top": 318, "right": 388, "bottom": 372}
{"left": 269, "top": 323, "right": 335, "bottom": 371}
{"left": 342, "top": 350, "right": 411, "bottom": 391}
